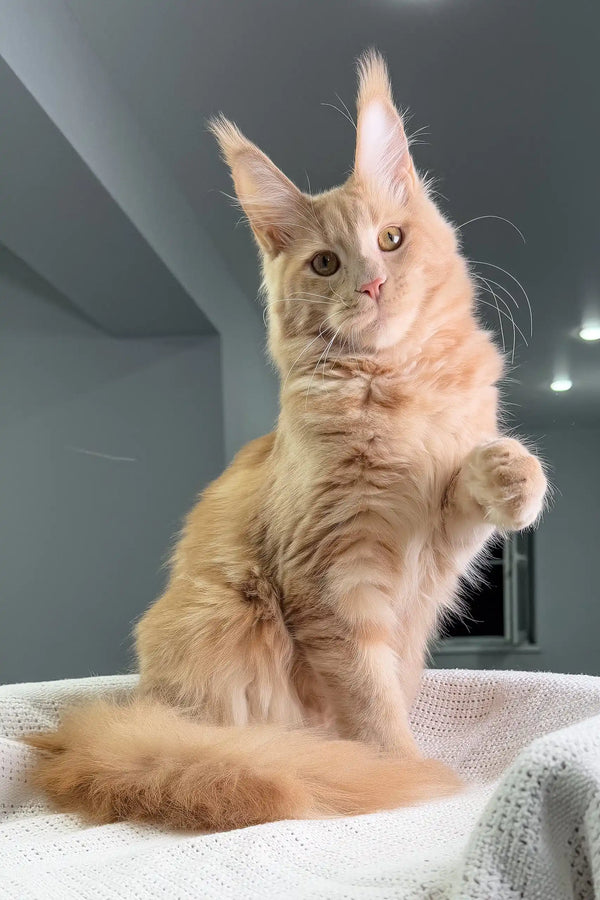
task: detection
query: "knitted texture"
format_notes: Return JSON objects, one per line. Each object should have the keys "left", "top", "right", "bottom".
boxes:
{"left": 1, "top": 669, "right": 599, "bottom": 899}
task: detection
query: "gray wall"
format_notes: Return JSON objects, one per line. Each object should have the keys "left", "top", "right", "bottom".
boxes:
{"left": 0, "top": 4, "right": 279, "bottom": 685}
{"left": 434, "top": 425, "right": 600, "bottom": 675}
{"left": 1, "top": 246, "right": 225, "bottom": 683}
{"left": 533, "top": 425, "right": 600, "bottom": 674}
{"left": 0, "top": 3, "right": 280, "bottom": 462}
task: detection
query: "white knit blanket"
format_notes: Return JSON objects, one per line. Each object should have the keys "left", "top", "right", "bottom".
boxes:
{"left": 1, "top": 670, "right": 600, "bottom": 899}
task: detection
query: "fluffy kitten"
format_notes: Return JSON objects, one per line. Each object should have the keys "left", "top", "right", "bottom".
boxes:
{"left": 27, "top": 52, "right": 547, "bottom": 831}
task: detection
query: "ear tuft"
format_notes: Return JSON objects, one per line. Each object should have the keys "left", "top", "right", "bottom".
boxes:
{"left": 208, "top": 114, "right": 249, "bottom": 170}
{"left": 356, "top": 49, "right": 395, "bottom": 114}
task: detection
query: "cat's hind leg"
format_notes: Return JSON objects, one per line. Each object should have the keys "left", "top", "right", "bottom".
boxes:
{"left": 135, "top": 571, "right": 304, "bottom": 728}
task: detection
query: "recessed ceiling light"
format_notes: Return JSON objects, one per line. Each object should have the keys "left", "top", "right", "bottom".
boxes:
{"left": 579, "top": 324, "right": 600, "bottom": 342}
{"left": 550, "top": 378, "right": 572, "bottom": 393}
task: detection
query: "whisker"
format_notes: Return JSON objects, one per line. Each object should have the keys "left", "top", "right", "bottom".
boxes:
{"left": 457, "top": 214, "right": 526, "bottom": 245}
{"left": 478, "top": 276, "right": 514, "bottom": 362}
{"left": 472, "top": 259, "right": 533, "bottom": 338}
{"left": 475, "top": 275, "right": 527, "bottom": 348}
{"left": 321, "top": 326, "right": 342, "bottom": 383}
{"left": 331, "top": 330, "right": 350, "bottom": 368}
{"left": 288, "top": 290, "right": 332, "bottom": 297}
{"left": 475, "top": 275, "right": 520, "bottom": 312}
{"left": 477, "top": 297, "right": 529, "bottom": 348}
{"left": 336, "top": 93, "right": 356, "bottom": 129}
{"left": 479, "top": 277, "right": 506, "bottom": 355}
{"left": 274, "top": 297, "right": 329, "bottom": 306}
{"left": 321, "top": 101, "right": 356, "bottom": 131}
{"left": 305, "top": 331, "right": 337, "bottom": 408}
{"left": 281, "top": 326, "right": 327, "bottom": 392}
{"left": 331, "top": 287, "right": 351, "bottom": 310}
{"left": 473, "top": 273, "right": 528, "bottom": 363}
{"left": 289, "top": 289, "right": 351, "bottom": 310}
{"left": 491, "top": 295, "right": 518, "bottom": 366}
{"left": 349, "top": 322, "right": 358, "bottom": 359}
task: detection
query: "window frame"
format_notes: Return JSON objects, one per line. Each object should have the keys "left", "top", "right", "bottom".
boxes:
{"left": 435, "top": 532, "right": 540, "bottom": 655}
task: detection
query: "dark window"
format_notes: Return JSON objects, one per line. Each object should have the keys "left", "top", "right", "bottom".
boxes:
{"left": 441, "top": 533, "right": 535, "bottom": 648}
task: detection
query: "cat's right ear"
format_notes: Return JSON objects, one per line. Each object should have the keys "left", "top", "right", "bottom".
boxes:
{"left": 209, "top": 115, "right": 307, "bottom": 256}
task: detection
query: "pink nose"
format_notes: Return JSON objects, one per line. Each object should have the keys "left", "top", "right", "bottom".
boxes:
{"left": 359, "top": 276, "right": 386, "bottom": 301}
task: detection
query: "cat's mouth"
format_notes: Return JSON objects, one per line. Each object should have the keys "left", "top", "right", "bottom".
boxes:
{"left": 351, "top": 290, "right": 388, "bottom": 330}
{"left": 341, "top": 286, "right": 416, "bottom": 352}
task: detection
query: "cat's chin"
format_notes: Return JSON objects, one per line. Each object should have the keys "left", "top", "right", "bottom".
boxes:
{"left": 349, "top": 309, "right": 415, "bottom": 354}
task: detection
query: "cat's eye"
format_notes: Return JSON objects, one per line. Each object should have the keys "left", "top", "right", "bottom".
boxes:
{"left": 310, "top": 251, "right": 340, "bottom": 277}
{"left": 378, "top": 226, "right": 403, "bottom": 252}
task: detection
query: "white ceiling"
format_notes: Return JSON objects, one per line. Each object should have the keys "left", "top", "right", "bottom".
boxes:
{"left": 65, "top": 0, "right": 600, "bottom": 427}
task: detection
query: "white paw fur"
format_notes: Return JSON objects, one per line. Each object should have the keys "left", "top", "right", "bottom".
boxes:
{"left": 462, "top": 438, "right": 547, "bottom": 530}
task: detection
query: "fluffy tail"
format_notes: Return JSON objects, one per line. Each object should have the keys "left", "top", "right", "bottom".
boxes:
{"left": 25, "top": 699, "right": 460, "bottom": 831}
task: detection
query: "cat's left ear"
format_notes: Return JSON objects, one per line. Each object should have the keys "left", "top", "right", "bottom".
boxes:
{"left": 353, "top": 51, "right": 415, "bottom": 198}
{"left": 210, "top": 115, "right": 307, "bottom": 256}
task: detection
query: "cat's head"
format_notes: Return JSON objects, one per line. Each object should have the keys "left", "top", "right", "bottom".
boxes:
{"left": 211, "top": 51, "right": 470, "bottom": 371}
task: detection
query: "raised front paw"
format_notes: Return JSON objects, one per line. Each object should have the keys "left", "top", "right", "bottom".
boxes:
{"left": 462, "top": 438, "right": 547, "bottom": 530}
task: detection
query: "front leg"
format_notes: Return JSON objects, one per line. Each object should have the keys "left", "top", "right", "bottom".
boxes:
{"left": 455, "top": 438, "right": 547, "bottom": 531}
{"left": 301, "top": 629, "right": 420, "bottom": 758}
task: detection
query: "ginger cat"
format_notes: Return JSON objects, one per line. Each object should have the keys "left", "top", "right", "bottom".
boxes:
{"left": 27, "top": 52, "right": 547, "bottom": 831}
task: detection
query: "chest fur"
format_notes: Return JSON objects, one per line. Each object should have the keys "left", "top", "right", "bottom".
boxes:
{"left": 271, "top": 374, "right": 485, "bottom": 597}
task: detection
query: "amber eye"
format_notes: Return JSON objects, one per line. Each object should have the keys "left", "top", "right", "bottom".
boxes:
{"left": 378, "top": 226, "right": 403, "bottom": 252}
{"left": 310, "top": 251, "right": 340, "bottom": 276}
